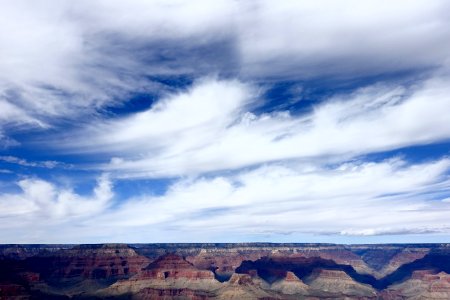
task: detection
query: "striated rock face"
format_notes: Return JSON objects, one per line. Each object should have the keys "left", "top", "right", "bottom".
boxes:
{"left": 234, "top": 254, "right": 376, "bottom": 287}
{"left": 411, "top": 269, "right": 437, "bottom": 280}
{"left": 0, "top": 245, "right": 73, "bottom": 260}
{"left": 228, "top": 273, "right": 254, "bottom": 285}
{"left": 216, "top": 273, "right": 276, "bottom": 300}
{"left": 290, "top": 247, "right": 372, "bottom": 276}
{"left": 135, "top": 287, "right": 214, "bottom": 300}
{"left": 186, "top": 249, "right": 265, "bottom": 281}
{"left": 382, "top": 271, "right": 450, "bottom": 300}
{"left": 271, "top": 271, "right": 309, "bottom": 295}
{"left": 11, "top": 244, "right": 150, "bottom": 285}
{"left": 141, "top": 253, "right": 216, "bottom": 280}
{"left": 350, "top": 246, "right": 431, "bottom": 278}
{"left": 305, "top": 269, "right": 377, "bottom": 299}
{"left": 0, "top": 244, "right": 150, "bottom": 298}
{"left": 2, "top": 243, "right": 450, "bottom": 299}
{"left": 133, "top": 243, "right": 380, "bottom": 279}
{"left": 39, "top": 244, "right": 150, "bottom": 280}
{"left": 378, "top": 248, "right": 429, "bottom": 277}
{"left": 285, "top": 271, "right": 302, "bottom": 282}
{"left": 99, "top": 253, "right": 222, "bottom": 298}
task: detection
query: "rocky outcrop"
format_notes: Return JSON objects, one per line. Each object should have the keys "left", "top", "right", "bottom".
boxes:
{"left": 271, "top": 271, "right": 309, "bottom": 295}
{"left": 141, "top": 253, "right": 216, "bottom": 280}
{"left": 350, "top": 245, "right": 431, "bottom": 278}
{"left": 38, "top": 244, "right": 150, "bottom": 280}
{"left": 1, "top": 243, "right": 450, "bottom": 299}
{"left": 135, "top": 287, "right": 214, "bottom": 300}
{"left": 99, "top": 253, "right": 222, "bottom": 297}
{"left": 216, "top": 273, "right": 276, "bottom": 299}
{"left": 5, "top": 244, "right": 150, "bottom": 298}
{"left": 133, "top": 244, "right": 380, "bottom": 279}
{"left": 377, "top": 248, "right": 429, "bottom": 277}
{"left": 304, "top": 269, "right": 377, "bottom": 299}
{"left": 0, "top": 245, "right": 73, "bottom": 260}
{"left": 381, "top": 270, "right": 450, "bottom": 299}
{"left": 186, "top": 249, "right": 266, "bottom": 281}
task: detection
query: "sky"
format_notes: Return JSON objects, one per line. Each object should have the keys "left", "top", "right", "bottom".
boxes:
{"left": 1, "top": 0, "right": 450, "bottom": 244}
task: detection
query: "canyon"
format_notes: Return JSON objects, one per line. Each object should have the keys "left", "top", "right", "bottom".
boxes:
{"left": 0, "top": 243, "right": 449, "bottom": 299}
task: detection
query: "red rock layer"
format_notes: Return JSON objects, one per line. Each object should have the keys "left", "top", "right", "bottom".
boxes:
{"left": 228, "top": 273, "right": 253, "bottom": 285}
{"left": 284, "top": 271, "right": 301, "bottom": 282}
{"left": 310, "top": 269, "right": 354, "bottom": 280}
{"left": 186, "top": 251, "right": 264, "bottom": 278}
{"left": 382, "top": 249, "right": 429, "bottom": 275}
{"left": 185, "top": 247, "right": 372, "bottom": 278}
{"left": 136, "top": 287, "right": 213, "bottom": 300}
{"left": 33, "top": 244, "right": 150, "bottom": 280}
{"left": 140, "top": 253, "right": 215, "bottom": 280}
{"left": 381, "top": 271, "right": 450, "bottom": 299}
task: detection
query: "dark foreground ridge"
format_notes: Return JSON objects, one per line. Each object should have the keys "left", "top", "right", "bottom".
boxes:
{"left": 1, "top": 243, "right": 450, "bottom": 299}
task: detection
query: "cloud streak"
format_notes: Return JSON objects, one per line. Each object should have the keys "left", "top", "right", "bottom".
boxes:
{"left": 2, "top": 0, "right": 450, "bottom": 136}
{"left": 54, "top": 75, "right": 450, "bottom": 179}
{"left": 1, "top": 157, "right": 449, "bottom": 242}
{"left": 0, "top": 156, "right": 70, "bottom": 169}
{"left": 1, "top": 0, "right": 450, "bottom": 242}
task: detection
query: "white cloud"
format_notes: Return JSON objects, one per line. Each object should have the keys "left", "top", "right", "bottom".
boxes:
{"left": 152, "top": 157, "right": 450, "bottom": 236}
{"left": 1, "top": 0, "right": 450, "bottom": 136}
{"left": 1, "top": 0, "right": 450, "bottom": 242}
{"left": 2, "top": 157, "right": 449, "bottom": 242}
{"left": 71, "top": 78, "right": 254, "bottom": 154}
{"left": 0, "top": 156, "right": 69, "bottom": 169}
{"left": 56, "top": 75, "right": 450, "bottom": 178}
{"left": 0, "top": 0, "right": 238, "bottom": 132}
{"left": 0, "top": 174, "right": 112, "bottom": 223}
{"left": 238, "top": 0, "right": 450, "bottom": 78}
{"left": 0, "top": 131, "right": 19, "bottom": 149}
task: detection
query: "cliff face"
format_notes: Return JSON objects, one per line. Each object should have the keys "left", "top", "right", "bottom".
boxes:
{"left": 381, "top": 270, "right": 450, "bottom": 299}
{"left": 141, "top": 253, "right": 216, "bottom": 280}
{"left": 270, "top": 271, "right": 309, "bottom": 295}
{"left": 0, "top": 244, "right": 150, "bottom": 299}
{"left": 1, "top": 243, "right": 450, "bottom": 299}
{"left": 98, "top": 253, "right": 221, "bottom": 298}
{"left": 350, "top": 246, "right": 430, "bottom": 278}
{"left": 304, "top": 269, "right": 377, "bottom": 299}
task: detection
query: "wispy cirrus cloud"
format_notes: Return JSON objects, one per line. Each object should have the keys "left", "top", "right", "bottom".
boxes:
{"left": 0, "top": 156, "right": 70, "bottom": 169}
{"left": 52, "top": 75, "right": 450, "bottom": 179}
{"left": 1, "top": 0, "right": 450, "bottom": 242}
{"left": 0, "top": 131, "right": 19, "bottom": 149}
{"left": 1, "top": 0, "right": 450, "bottom": 136}
{"left": 1, "top": 157, "right": 449, "bottom": 243}
{"left": 0, "top": 0, "right": 238, "bottom": 135}
{"left": 237, "top": 0, "right": 450, "bottom": 78}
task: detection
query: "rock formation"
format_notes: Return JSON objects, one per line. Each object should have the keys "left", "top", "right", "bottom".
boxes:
{"left": 1, "top": 243, "right": 450, "bottom": 299}
{"left": 304, "top": 268, "right": 377, "bottom": 299}
{"left": 381, "top": 270, "right": 450, "bottom": 299}
{"left": 271, "top": 271, "right": 309, "bottom": 295}
{"left": 98, "top": 253, "right": 221, "bottom": 298}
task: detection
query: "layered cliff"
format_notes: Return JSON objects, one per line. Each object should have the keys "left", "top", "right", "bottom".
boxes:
{"left": 1, "top": 243, "right": 450, "bottom": 299}
{"left": 381, "top": 270, "right": 450, "bottom": 299}
{"left": 304, "top": 268, "right": 377, "bottom": 299}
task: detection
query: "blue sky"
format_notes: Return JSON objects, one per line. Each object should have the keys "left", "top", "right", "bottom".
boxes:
{"left": 1, "top": 0, "right": 450, "bottom": 243}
